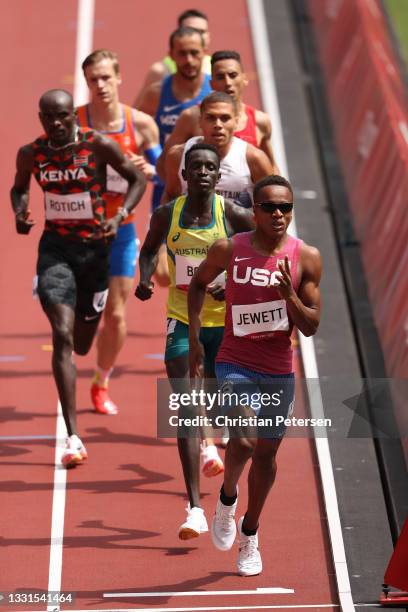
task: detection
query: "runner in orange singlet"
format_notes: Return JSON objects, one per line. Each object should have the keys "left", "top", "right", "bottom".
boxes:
{"left": 78, "top": 49, "right": 161, "bottom": 415}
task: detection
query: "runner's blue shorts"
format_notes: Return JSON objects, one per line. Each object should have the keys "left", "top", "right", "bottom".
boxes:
{"left": 109, "top": 222, "right": 138, "bottom": 278}
{"left": 215, "top": 361, "right": 295, "bottom": 438}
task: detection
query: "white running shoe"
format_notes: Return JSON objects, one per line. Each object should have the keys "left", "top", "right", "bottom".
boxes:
{"left": 61, "top": 435, "right": 87, "bottom": 469}
{"left": 237, "top": 516, "right": 262, "bottom": 576}
{"left": 201, "top": 443, "right": 224, "bottom": 478}
{"left": 211, "top": 495, "right": 238, "bottom": 551}
{"left": 178, "top": 504, "right": 208, "bottom": 540}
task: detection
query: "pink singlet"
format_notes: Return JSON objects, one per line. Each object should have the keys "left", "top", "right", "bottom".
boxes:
{"left": 216, "top": 232, "right": 303, "bottom": 374}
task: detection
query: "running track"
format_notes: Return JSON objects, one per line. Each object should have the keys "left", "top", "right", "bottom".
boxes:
{"left": 1, "top": 2, "right": 339, "bottom": 610}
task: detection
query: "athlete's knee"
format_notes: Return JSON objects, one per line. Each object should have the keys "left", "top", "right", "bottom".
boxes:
{"left": 252, "top": 441, "right": 280, "bottom": 469}
{"left": 103, "top": 307, "right": 126, "bottom": 331}
{"left": 230, "top": 436, "right": 256, "bottom": 460}
{"left": 52, "top": 321, "right": 74, "bottom": 353}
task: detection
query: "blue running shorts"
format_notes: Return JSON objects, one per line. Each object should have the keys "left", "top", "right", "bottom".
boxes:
{"left": 109, "top": 222, "right": 138, "bottom": 278}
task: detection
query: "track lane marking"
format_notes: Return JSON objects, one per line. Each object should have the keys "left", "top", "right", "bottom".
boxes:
{"left": 47, "top": 401, "right": 67, "bottom": 612}
{"left": 103, "top": 588, "right": 295, "bottom": 598}
{"left": 25, "top": 605, "right": 340, "bottom": 612}
{"left": 73, "top": 0, "right": 95, "bottom": 106}
{"left": 0, "top": 435, "right": 55, "bottom": 441}
{"left": 246, "top": 1, "right": 354, "bottom": 611}
{"left": 47, "top": 2, "right": 95, "bottom": 610}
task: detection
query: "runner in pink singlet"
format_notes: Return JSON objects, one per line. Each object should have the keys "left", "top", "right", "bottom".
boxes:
{"left": 187, "top": 174, "right": 322, "bottom": 577}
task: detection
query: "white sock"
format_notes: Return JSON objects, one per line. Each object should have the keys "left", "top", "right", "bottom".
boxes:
{"left": 94, "top": 366, "right": 113, "bottom": 386}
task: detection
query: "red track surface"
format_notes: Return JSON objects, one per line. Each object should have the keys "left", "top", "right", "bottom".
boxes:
{"left": 1, "top": 2, "right": 338, "bottom": 610}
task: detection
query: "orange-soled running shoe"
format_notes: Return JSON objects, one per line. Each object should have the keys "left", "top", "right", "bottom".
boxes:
{"left": 61, "top": 435, "right": 87, "bottom": 469}
{"left": 201, "top": 443, "right": 224, "bottom": 478}
{"left": 91, "top": 383, "right": 118, "bottom": 415}
{"left": 178, "top": 504, "right": 208, "bottom": 540}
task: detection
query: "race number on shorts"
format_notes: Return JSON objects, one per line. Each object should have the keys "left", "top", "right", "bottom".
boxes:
{"left": 167, "top": 318, "right": 177, "bottom": 336}
{"left": 93, "top": 289, "right": 109, "bottom": 313}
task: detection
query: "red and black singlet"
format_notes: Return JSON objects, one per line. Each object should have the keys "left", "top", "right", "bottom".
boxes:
{"left": 32, "top": 128, "right": 106, "bottom": 240}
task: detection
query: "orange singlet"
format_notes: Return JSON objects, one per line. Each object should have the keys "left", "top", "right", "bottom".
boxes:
{"left": 76, "top": 104, "right": 138, "bottom": 223}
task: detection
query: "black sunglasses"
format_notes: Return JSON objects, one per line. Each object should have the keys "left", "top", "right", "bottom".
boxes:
{"left": 254, "top": 202, "right": 294, "bottom": 214}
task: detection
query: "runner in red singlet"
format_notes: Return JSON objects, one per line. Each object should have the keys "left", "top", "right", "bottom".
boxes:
{"left": 158, "top": 50, "right": 277, "bottom": 175}
{"left": 188, "top": 175, "right": 322, "bottom": 575}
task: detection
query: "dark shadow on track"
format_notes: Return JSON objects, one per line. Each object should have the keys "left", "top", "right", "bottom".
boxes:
{"left": 82, "top": 571, "right": 237, "bottom": 607}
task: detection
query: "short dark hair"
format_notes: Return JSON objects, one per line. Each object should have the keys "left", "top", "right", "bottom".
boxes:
{"left": 253, "top": 175, "right": 293, "bottom": 200}
{"left": 82, "top": 49, "right": 120, "bottom": 75}
{"left": 211, "top": 50, "right": 242, "bottom": 68}
{"left": 169, "top": 26, "right": 204, "bottom": 49}
{"left": 178, "top": 9, "right": 208, "bottom": 26}
{"left": 185, "top": 142, "right": 220, "bottom": 168}
{"left": 200, "top": 91, "right": 238, "bottom": 115}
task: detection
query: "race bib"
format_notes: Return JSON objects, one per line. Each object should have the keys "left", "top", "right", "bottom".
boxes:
{"left": 175, "top": 255, "right": 203, "bottom": 288}
{"left": 106, "top": 165, "right": 128, "bottom": 194}
{"left": 232, "top": 299, "right": 289, "bottom": 336}
{"left": 175, "top": 255, "right": 225, "bottom": 290}
{"left": 45, "top": 192, "right": 93, "bottom": 220}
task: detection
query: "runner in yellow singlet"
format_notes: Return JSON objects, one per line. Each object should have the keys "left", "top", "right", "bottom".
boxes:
{"left": 135, "top": 143, "right": 254, "bottom": 539}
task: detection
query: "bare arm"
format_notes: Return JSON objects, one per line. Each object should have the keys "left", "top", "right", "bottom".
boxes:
{"left": 164, "top": 107, "right": 199, "bottom": 152}
{"left": 188, "top": 239, "right": 233, "bottom": 376}
{"left": 161, "top": 144, "right": 183, "bottom": 204}
{"left": 276, "top": 244, "right": 322, "bottom": 337}
{"left": 133, "top": 109, "right": 160, "bottom": 151}
{"left": 130, "top": 109, "right": 161, "bottom": 180}
{"left": 224, "top": 198, "right": 255, "bottom": 234}
{"left": 246, "top": 144, "right": 275, "bottom": 184}
{"left": 10, "top": 145, "right": 36, "bottom": 234}
{"left": 136, "top": 81, "right": 161, "bottom": 118}
{"left": 135, "top": 204, "right": 171, "bottom": 300}
{"left": 134, "top": 60, "right": 169, "bottom": 108}
{"left": 255, "top": 110, "right": 279, "bottom": 172}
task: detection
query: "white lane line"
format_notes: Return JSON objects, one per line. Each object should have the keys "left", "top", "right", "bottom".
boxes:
{"left": 73, "top": 0, "right": 95, "bottom": 106}
{"left": 47, "top": 401, "right": 67, "bottom": 612}
{"left": 26, "top": 605, "right": 340, "bottom": 612}
{"left": 246, "top": 2, "right": 355, "bottom": 612}
{"left": 46, "top": 3, "right": 95, "bottom": 609}
{"left": 104, "top": 588, "right": 294, "bottom": 598}
{"left": 0, "top": 435, "right": 55, "bottom": 441}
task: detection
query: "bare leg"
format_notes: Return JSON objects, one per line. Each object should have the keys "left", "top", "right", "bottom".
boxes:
{"left": 96, "top": 276, "right": 133, "bottom": 371}
{"left": 43, "top": 304, "right": 77, "bottom": 436}
{"left": 222, "top": 436, "right": 256, "bottom": 497}
{"left": 166, "top": 354, "right": 201, "bottom": 508}
{"left": 243, "top": 438, "right": 282, "bottom": 531}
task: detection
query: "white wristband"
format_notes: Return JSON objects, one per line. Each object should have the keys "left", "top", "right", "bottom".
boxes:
{"left": 117, "top": 207, "right": 129, "bottom": 221}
